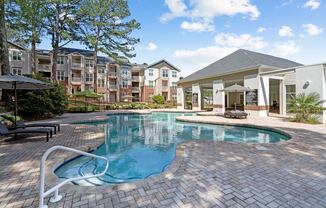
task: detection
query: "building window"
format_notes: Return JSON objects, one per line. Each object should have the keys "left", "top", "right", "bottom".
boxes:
{"left": 172, "top": 82, "right": 177, "bottom": 89}
{"left": 286, "top": 85, "right": 296, "bottom": 112}
{"left": 57, "top": 57, "right": 64, "bottom": 65}
{"left": 85, "top": 60, "right": 94, "bottom": 68}
{"left": 122, "top": 69, "right": 128, "bottom": 76}
{"left": 98, "top": 67, "right": 105, "bottom": 74}
{"left": 56, "top": 71, "right": 65, "bottom": 81}
{"left": 162, "top": 70, "right": 169, "bottom": 78}
{"left": 122, "top": 80, "right": 129, "bottom": 88}
{"left": 148, "top": 69, "right": 154, "bottom": 76}
{"left": 12, "top": 51, "right": 22, "bottom": 61}
{"left": 172, "top": 94, "right": 177, "bottom": 100}
{"left": 172, "top": 71, "right": 177, "bottom": 78}
{"left": 97, "top": 78, "right": 105, "bottom": 88}
{"left": 149, "top": 81, "right": 154, "bottom": 88}
{"left": 85, "top": 73, "right": 93, "bottom": 82}
{"left": 12, "top": 67, "right": 22, "bottom": 75}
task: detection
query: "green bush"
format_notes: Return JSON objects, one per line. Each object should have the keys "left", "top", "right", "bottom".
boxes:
{"left": 17, "top": 79, "right": 68, "bottom": 119}
{"left": 288, "top": 92, "right": 325, "bottom": 124}
{"left": 152, "top": 95, "right": 165, "bottom": 104}
{"left": 67, "top": 106, "right": 95, "bottom": 113}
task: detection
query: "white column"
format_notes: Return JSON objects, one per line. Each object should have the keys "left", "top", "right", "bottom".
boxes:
{"left": 177, "top": 87, "right": 184, "bottom": 110}
{"left": 258, "top": 76, "right": 269, "bottom": 117}
{"left": 213, "top": 80, "right": 225, "bottom": 113}
{"left": 192, "top": 83, "right": 201, "bottom": 111}
{"left": 280, "top": 80, "right": 286, "bottom": 115}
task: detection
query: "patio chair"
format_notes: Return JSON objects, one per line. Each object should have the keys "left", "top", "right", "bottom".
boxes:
{"left": 224, "top": 110, "right": 248, "bottom": 119}
{"left": 14, "top": 120, "right": 60, "bottom": 134}
{"left": 0, "top": 123, "right": 52, "bottom": 142}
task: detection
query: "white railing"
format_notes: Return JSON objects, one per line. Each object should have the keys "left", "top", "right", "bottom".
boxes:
{"left": 39, "top": 146, "right": 109, "bottom": 208}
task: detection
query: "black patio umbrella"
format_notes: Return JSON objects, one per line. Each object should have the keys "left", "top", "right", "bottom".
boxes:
{"left": 0, "top": 74, "right": 51, "bottom": 126}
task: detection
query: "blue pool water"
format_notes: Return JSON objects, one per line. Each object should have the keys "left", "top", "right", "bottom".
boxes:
{"left": 55, "top": 113, "right": 289, "bottom": 186}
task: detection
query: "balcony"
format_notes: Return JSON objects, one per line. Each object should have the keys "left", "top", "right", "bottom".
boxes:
{"left": 132, "top": 87, "right": 140, "bottom": 92}
{"left": 85, "top": 79, "right": 93, "bottom": 84}
{"left": 71, "top": 77, "right": 82, "bottom": 84}
{"left": 38, "top": 64, "right": 51, "bottom": 72}
{"left": 71, "top": 62, "right": 82, "bottom": 69}
{"left": 162, "top": 86, "right": 169, "bottom": 92}
{"left": 132, "top": 76, "right": 140, "bottom": 82}
{"left": 108, "top": 72, "right": 117, "bottom": 77}
{"left": 109, "top": 85, "right": 118, "bottom": 91}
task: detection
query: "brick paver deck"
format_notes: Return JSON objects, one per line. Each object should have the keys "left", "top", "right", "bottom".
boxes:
{"left": 0, "top": 111, "right": 325, "bottom": 208}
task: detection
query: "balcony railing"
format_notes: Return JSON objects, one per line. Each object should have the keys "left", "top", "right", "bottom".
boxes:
{"left": 71, "top": 77, "right": 82, "bottom": 83}
{"left": 162, "top": 86, "right": 169, "bottom": 91}
{"left": 132, "top": 87, "right": 140, "bottom": 92}
{"left": 71, "top": 62, "right": 82, "bottom": 68}
{"left": 132, "top": 76, "right": 139, "bottom": 82}
{"left": 85, "top": 79, "right": 93, "bottom": 84}
{"left": 108, "top": 72, "right": 117, "bottom": 77}
{"left": 109, "top": 85, "right": 118, "bottom": 90}
{"left": 38, "top": 65, "right": 51, "bottom": 71}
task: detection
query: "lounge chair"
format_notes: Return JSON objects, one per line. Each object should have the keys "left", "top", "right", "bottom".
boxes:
{"left": 224, "top": 110, "right": 248, "bottom": 119}
{"left": 0, "top": 123, "right": 52, "bottom": 142}
{"left": 15, "top": 120, "right": 60, "bottom": 134}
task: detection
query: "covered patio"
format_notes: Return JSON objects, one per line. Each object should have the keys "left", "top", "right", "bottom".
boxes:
{"left": 177, "top": 49, "right": 304, "bottom": 117}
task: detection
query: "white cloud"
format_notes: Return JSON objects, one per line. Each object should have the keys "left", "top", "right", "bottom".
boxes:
{"left": 174, "top": 46, "right": 237, "bottom": 68}
{"left": 145, "top": 42, "right": 158, "bottom": 51}
{"left": 257, "top": 27, "right": 266, "bottom": 33}
{"left": 272, "top": 41, "right": 300, "bottom": 57}
{"left": 278, "top": 26, "right": 294, "bottom": 37}
{"left": 181, "top": 19, "right": 214, "bottom": 32}
{"left": 303, "top": 0, "right": 320, "bottom": 10}
{"left": 173, "top": 32, "right": 268, "bottom": 71}
{"left": 302, "top": 24, "right": 323, "bottom": 36}
{"left": 162, "top": 0, "right": 260, "bottom": 23}
{"left": 214, "top": 33, "right": 269, "bottom": 50}
{"left": 161, "top": 0, "right": 187, "bottom": 22}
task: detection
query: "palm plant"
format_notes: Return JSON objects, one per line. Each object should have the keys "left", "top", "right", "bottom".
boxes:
{"left": 288, "top": 92, "right": 325, "bottom": 123}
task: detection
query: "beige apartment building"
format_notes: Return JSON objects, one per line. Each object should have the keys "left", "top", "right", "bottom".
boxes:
{"left": 4, "top": 42, "right": 181, "bottom": 103}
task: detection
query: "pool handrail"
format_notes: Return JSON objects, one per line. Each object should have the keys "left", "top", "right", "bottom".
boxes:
{"left": 39, "top": 145, "right": 109, "bottom": 208}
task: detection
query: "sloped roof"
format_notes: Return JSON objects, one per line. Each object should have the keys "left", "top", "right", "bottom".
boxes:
{"left": 179, "top": 49, "right": 302, "bottom": 83}
{"left": 147, "top": 59, "right": 181, "bottom": 72}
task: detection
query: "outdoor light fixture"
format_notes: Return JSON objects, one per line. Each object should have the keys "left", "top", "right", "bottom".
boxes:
{"left": 303, "top": 80, "right": 311, "bottom": 89}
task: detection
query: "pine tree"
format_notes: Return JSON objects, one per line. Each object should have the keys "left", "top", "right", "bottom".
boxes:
{"left": 77, "top": 0, "right": 140, "bottom": 92}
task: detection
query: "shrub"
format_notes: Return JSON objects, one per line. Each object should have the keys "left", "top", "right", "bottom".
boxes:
{"left": 67, "top": 106, "right": 95, "bottom": 113}
{"left": 17, "top": 78, "right": 68, "bottom": 119}
{"left": 288, "top": 92, "right": 325, "bottom": 124}
{"left": 152, "top": 95, "right": 165, "bottom": 104}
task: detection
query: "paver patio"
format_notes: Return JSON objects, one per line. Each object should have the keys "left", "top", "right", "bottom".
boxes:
{"left": 0, "top": 110, "right": 325, "bottom": 208}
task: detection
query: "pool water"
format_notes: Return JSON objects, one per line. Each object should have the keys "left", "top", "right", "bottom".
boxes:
{"left": 55, "top": 113, "right": 289, "bottom": 186}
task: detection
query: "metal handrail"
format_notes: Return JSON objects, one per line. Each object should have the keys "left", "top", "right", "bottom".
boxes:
{"left": 39, "top": 146, "right": 109, "bottom": 208}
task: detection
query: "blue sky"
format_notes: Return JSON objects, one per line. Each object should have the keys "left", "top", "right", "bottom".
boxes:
{"left": 38, "top": 0, "right": 326, "bottom": 77}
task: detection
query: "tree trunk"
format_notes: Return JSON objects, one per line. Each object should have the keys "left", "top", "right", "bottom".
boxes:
{"left": 93, "top": 48, "right": 98, "bottom": 92}
{"left": 31, "top": 39, "right": 36, "bottom": 74}
{"left": 0, "top": 0, "right": 10, "bottom": 75}
{"left": 51, "top": 34, "right": 59, "bottom": 81}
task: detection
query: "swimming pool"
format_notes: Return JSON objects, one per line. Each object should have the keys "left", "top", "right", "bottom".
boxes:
{"left": 55, "top": 112, "right": 289, "bottom": 186}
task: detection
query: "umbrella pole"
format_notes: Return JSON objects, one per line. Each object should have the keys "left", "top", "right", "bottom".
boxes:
{"left": 14, "top": 82, "right": 17, "bottom": 127}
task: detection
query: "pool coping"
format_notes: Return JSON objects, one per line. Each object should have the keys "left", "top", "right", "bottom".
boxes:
{"left": 45, "top": 111, "right": 298, "bottom": 195}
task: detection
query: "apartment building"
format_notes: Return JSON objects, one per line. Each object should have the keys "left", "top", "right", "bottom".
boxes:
{"left": 7, "top": 42, "right": 31, "bottom": 75}
{"left": 5, "top": 43, "right": 182, "bottom": 103}
{"left": 141, "top": 60, "right": 181, "bottom": 102}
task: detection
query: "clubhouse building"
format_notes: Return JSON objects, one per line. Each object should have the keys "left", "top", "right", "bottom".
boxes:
{"left": 177, "top": 49, "right": 326, "bottom": 123}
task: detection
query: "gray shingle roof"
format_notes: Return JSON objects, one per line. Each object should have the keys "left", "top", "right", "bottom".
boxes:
{"left": 179, "top": 49, "right": 303, "bottom": 83}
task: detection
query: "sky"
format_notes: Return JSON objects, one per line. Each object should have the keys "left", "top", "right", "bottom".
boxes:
{"left": 38, "top": 0, "right": 326, "bottom": 77}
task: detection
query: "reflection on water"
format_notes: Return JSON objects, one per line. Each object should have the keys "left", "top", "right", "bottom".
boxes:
{"left": 55, "top": 113, "right": 289, "bottom": 186}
